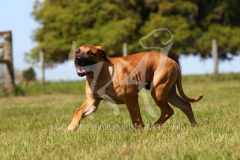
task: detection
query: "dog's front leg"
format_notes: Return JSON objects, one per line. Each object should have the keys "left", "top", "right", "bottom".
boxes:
{"left": 67, "top": 99, "right": 100, "bottom": 131}
{"left": 125, "top": 95, "right": 144, "bottom": 130}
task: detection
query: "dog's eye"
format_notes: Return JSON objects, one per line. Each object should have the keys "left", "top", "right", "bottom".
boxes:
{"left": 87, "top": 50, "right": 94, "bottom": 56}
{"left": 75, "top": 49, "right": 80, "bottom": 54}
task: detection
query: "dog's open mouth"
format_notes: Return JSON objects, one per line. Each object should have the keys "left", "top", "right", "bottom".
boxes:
{"left": 76, "top": 66, "right": 91, "bottom": 77}
{"left": 75, "top": 62, "right": 104, "bottom": 77}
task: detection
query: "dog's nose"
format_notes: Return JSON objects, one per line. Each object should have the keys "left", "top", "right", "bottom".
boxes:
{"left": 76, "top": 56, "right": 84, "bottom": 62}
{"left": 75, "top": 56, "right": 86, "bottom": 66}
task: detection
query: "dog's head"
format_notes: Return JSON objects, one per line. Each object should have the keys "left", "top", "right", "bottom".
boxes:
{"left": 74, "top": 45, "right": 109, "bottom": 77}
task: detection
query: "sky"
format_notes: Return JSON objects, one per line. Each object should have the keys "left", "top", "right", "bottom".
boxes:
{"left": 0, "top": 0, "right": 239, "bottom": 81}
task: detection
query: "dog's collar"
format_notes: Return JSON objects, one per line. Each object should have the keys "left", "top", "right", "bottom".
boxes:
{"left": 93, "top": 62, "right": 114, "bottom": 89}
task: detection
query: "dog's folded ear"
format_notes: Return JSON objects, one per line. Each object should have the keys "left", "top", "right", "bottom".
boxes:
{"left": 96, "top": 46, "right": 103, "bottom": 50}
{"left": 96, "top": 46, "right": 110, "bottom": 62}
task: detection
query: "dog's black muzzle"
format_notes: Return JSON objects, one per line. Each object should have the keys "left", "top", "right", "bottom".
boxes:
{"left": 75, "top": 56, "right": 96, "bottom": 66}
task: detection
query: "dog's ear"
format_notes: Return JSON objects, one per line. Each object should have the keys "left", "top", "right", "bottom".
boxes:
{"left": 96, "top": 46, "right": 110, "bottom": 62}
{"left": 96, "top": 46, "right": 103, "bottom": 50}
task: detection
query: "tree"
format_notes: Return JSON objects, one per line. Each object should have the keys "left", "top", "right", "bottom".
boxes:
{"left": 140, "top": 0, "right": 240, "bottom": 62}
{"left": 194, "top": 0, "right": 240, "bottom": 59}
{"left": 22, "top": 67, "right": 36, "bottom": 82}
{"left": 140, "top": 0, "right": 201, "bottom": 63}
{"left": 29, "top": 0, "right": 146, "bottom": 66}
{"left": 29, "top": 0, "right": 240, "bottom": 67}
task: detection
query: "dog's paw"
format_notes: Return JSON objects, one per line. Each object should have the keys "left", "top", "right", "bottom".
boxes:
{"left": 66, "top": 129, "right": 73, "bottom": 133}
{"left": 67, "top": 125, "right": 77, "bottom": 132}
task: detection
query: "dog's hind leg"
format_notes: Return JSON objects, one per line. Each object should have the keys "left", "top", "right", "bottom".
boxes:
{"left": 168, "top": 86, "right": 197, "bottom": 126}
{"left": 151, "top": 89, "right": 174, "bottom": 127}
{"left": 150, "top": 67, "right": 176, "bottom": 127}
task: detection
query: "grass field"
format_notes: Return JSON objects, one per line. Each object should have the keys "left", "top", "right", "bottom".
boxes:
{"left": 0, "top": 74, "right": 240, "bottom": 159}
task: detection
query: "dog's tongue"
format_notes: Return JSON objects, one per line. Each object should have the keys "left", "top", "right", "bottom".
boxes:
{"left": 77, "top": 67, "right": 87, "bottom": 75}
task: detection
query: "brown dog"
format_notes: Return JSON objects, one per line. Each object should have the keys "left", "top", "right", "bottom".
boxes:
{"left": 67, "top": 45, "right": 203, "bottom": 131}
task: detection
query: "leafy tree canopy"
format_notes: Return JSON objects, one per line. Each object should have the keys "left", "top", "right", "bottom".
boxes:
{"left": 29, "top": 0, "right": 240, "bottom": 66}
{"left": 194, "top": 0, "right": 240, "bottom": 59}
{"left": 22, "top": 67, "right": 36, "bottom": 82}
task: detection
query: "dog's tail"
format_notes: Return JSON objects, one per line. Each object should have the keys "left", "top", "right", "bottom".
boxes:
{"left": 176, "top": 65, "right": 203, "bottom": 102}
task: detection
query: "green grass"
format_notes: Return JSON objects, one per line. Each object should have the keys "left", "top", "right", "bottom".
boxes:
{"left": 0, "top": 81, "right": 86, "bottom": 97}
{"left": 0, "top": 74, "right": 240, "bottom": 159}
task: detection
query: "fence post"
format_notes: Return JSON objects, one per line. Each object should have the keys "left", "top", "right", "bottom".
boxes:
{"left": 212, "top": 39, "right": 218, "bottom": 76}
{"left": 3, "top": 31, "right": 15, "bottom": 93}
{"left": 39, "top": 48, "right": 45, "bottom": 84}
{"left": 123, "top": 42, "right": 127, "bottom": 57}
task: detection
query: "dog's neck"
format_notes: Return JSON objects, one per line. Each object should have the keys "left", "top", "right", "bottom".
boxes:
{"left": 86, "top": 61, "right": 114, "bottom": 89}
